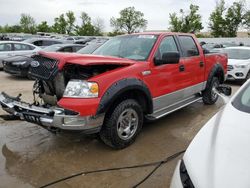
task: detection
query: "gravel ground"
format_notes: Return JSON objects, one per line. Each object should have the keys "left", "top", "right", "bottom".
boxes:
{"left": 0, "top": 71, "right": 241, "bottom": 188}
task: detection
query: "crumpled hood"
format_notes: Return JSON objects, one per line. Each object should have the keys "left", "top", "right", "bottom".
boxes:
{"left": 184, "top": 103, "right": 250, "bottom": 188}
{"left": 228, "top": 59, "right": 250, "bottom": 66}
{"left": 38, "top": 51, "right": 136, "bottom": 70}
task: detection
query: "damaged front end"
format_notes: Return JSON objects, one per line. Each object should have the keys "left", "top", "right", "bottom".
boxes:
{"left": 0, "top": 54, "right": 126, "bottom": 133}
{"left": 0, "top": 92, "right": 104, "bottom": 133}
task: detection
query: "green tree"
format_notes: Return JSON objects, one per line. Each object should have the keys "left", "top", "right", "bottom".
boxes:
{"left": 209, "top": 0, "right": 246, "bottom": 37}
{"left": 53, "top": 14, "right": 67, "bottom": 34}
{"left": 169, "top": 4, "right": 203, "bottom": 33}
{"left": 110, "top": 7, "right": 147, "bottom": 34}
{"left": 75, "top": 12, "right": 96, "bottom": 36}
{"left": 66, "top": 11, "right": 76, "bottom": 35}
{"left": 224, "top": 1, "right": 245, "bottom": 37}
{"left": 208, "top": 0, "right": 227, "bottom": 37}
{"left": 20, "top": 13, "right": 36, "bottom": 33}
{"left": 37, "top": 21, "right": 51, "bottom": 32}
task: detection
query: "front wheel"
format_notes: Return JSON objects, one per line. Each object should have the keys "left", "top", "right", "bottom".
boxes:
{"left": 202, "top": 77, "right": 220, "bottom": 105}
{"left": 99, "top": 99, "right": 143, "bottom": 149}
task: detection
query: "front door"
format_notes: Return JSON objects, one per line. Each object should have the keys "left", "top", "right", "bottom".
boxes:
{"left": 143, "top": 35, "right": 187, "bottom": 112}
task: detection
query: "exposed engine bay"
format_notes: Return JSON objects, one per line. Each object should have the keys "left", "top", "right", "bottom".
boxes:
{"left": 32, "top": 63, "right": 123, "bottom": 106}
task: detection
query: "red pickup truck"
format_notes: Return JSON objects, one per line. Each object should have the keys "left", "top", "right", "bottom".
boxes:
{"left": 0, "top": 32, "right": 227, "bottom": 149}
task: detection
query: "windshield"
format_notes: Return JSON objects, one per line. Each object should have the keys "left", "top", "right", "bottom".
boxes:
{"left": 77, "top": 43, "right": 102, "bottom": 54}
{"left": 93, "top": 34, "right": 158, "bottom": 61}
{"left": 224, "top": 49, "right": 250, "bottom": 60}
{"left": 232, "top": 81, "right": 250, "bottom": 114}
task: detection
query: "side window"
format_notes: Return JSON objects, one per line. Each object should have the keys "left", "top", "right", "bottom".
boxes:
{"left": 60, "top": 47, "right": 73, "bottom": 52}
{"left": 74, "top": 46, "right": 83, "bottom": 52}
{"left": 33, "top": 40, "right": 43, "bottom": 46}
{"left": 13, "top": 44, "right": 33, "bottom": 51}
{"left": 178, "top": 36, "right": 199, "bottom": 57}
{"left": 155, "top": 36, "right": 178, "bottom": 59}
{"left": 43, "top": 40, "right": 61, "bottom": 46}
{"left": 0, "top": 43, "right": 12, "bottom": 51}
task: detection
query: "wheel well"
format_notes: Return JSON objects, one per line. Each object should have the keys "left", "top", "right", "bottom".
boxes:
{"left": 214, "top": 68, "right": 224, "bottom": 84}
{"left": 106, "top": 89, "right": 152, "bottom": 115}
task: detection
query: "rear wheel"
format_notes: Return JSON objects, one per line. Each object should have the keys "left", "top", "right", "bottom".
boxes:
{"left": 202, "top": 77, "right": 220, "bottom": 105}
{"left": 99, "top": 99, "right": 143, "bottom": 149}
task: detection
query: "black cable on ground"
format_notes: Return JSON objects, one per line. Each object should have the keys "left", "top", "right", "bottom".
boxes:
{"left": 39, "top": 150, "right": 185, "bottom": 188}
{"left": 133, "top": 150, "right": 185, "bottom": 187}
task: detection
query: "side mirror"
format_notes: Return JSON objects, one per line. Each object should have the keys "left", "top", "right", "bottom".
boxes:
{"left": 162, "top": 52, "right": 180, "bottom": 64}
{"left": 216, "top": 85, "right": 232, "bottom": 96}
{"left": 154, "top": 52, "right": 180, "bottom": 66}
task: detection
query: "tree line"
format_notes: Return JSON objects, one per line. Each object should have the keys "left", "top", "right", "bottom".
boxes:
{"left": 0, "top": 0, "right": 249, "bottom": 37}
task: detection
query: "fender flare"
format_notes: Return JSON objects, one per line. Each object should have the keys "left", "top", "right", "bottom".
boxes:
{"left": 96, "top": 78, "right": 153, "bottom": 115}
{"left": 205, "top": 63, "right": 225, "bottom": 88}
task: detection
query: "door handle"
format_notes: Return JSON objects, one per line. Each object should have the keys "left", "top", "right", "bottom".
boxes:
{"left": 179, "top": 64, "right": 185, "bottom": 72}
{"left": 200, "top": 61, "right": 204, "bottom": 67}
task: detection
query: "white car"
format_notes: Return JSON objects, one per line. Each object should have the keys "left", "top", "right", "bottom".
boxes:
{"left": 225, "top": 47, "right": 250, "bottom": 82}
{"left": 171, "top": 80, "right": 250, "bottom": 188}
{"left": 0, "top": 41, "right": 41, "bottom": 69}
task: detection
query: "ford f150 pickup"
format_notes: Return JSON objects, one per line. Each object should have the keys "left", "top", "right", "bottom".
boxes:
{"left": 0, "top": 32, "right": 228, "bottom": 149}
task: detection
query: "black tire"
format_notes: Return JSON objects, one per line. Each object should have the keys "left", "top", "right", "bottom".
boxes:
{"left": 202, "top": 77, "right": 220, "bottom": 105}
{"left": 99, "top": 99, "right": 143, "bottom": 149}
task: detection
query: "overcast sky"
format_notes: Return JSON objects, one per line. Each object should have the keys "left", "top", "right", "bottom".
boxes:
{"left": 0, "top": 0, "right": 248, "bottom": 32}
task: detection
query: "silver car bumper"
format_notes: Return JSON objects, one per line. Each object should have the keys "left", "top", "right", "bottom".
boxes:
{"left": 0, "top": 92, "right": 104, "bottom": 133}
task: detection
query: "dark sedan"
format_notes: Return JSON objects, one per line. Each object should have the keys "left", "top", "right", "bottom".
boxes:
{"left": 3, "top": 44, "right": 85, "bottom": 78}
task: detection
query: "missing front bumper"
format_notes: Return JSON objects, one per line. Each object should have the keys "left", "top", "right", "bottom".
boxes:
{"left": 0, "top": 92, "right": 104, "bottom": 134}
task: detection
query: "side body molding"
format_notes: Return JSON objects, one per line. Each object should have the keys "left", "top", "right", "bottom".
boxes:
{"left": 96, "top": 78, "right": 153, "bottom": 115}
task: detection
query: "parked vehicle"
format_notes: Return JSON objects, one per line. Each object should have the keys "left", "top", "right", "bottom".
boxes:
{"left": 74, "top": 37, "right": 96, "bottom": 45}
{"left": 170, "top": 80, "right": 250, "bottom": 188}
{"left": 3, "top": 44, "right": 85, "bottom": 77}
{"left": 23, "top": 38, "right": 68, "bottom": 48}
{"left": 0, "top": 41, "right": 41, "bottom": 69}
{"left": 0, "top": 32, "right": 227, "bottom": 149}
{"left": 201, "top": 43, "right": 223, "bottom": 51}
{"left": 42, "top": 43, "right": 85, "bottom": 53}
{"left": 225, "top": 47, "right": 250, "bottom": 82}
{"left": 77, "top": 41, "right": 108, "bottom": 54}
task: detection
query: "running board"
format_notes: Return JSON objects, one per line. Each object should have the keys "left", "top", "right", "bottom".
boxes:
{"left": 146, "top": 95, "right": 202, "bottom": 120}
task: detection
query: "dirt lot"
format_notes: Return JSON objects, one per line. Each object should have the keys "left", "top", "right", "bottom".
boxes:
{"left": 0, "top": 71, "right": 240, "bottom": 188}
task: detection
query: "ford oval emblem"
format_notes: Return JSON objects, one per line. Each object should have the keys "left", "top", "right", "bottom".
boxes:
{"left": 30, "top": 61, "right": 40, "bottom": 68}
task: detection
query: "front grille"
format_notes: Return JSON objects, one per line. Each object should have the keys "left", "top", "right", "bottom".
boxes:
{"left": 180, "top": 160, "right": 195, "bottom": 188}
{"left": 227, "top": 65, "right": 233, "bottom": 71}
{"left": 28, "top": 55, "right": 59, "bottom": 81}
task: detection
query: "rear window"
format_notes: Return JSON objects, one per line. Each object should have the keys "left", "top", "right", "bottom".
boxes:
{"left": 178, "top": 36, "right": 199, "bottom": 57}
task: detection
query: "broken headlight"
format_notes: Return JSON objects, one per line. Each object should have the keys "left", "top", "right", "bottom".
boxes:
{"left": 63, "top": 80, "right": 99, "bottom": 98}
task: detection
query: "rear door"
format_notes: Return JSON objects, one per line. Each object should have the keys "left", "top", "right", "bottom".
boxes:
{"left": 176, "top": 35, "right": 205, "bottom": 89}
